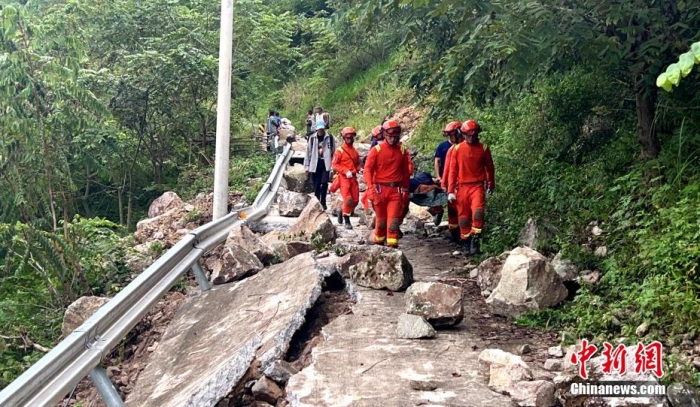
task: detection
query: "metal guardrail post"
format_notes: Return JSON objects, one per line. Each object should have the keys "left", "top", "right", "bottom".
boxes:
{"left": 88, "top": 367, "right": 126, "bottom": 407}
{"left": 192, "top": 259, "right": 211, "bottom": 291}
{"left": 0, "top": 143, "right": 292, "bottom": 406}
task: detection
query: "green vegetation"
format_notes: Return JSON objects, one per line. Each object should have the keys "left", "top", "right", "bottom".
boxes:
{"left": 0, "top": 0, "right": 284, "bottom": 386}
{"left": 3, "top": 0, "right": 700, "bottom": 390}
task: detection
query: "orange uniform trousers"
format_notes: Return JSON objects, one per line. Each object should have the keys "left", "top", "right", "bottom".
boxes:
{"left": 456, "top": 182, "right": 486, "bottom": 239}
{"left": 372, "top": 185, "right": 404, "bottom": 247}
{"left": 339, "top": 177, "right": 359, "bottom": 216}
{"left": 447, "top": 202, "right": 459, "bottom": 230}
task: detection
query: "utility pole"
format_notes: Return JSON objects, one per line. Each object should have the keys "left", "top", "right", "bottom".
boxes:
{"left": 213, "top": 0, "right": 234, "bottom": 220}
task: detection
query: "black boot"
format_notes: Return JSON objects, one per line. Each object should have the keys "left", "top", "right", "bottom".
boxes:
{"left": 344, "top": 216, "right": 353, "bottom": 229}
{"left": 462, "top": 235, "right": 473, "bottom": 255}
{"left": 469, "top": 234, "right": 481, "bottom": 256}
{"left": 449, "top": 228, "right": 461, "bottom": 244}
{"left": 433, "top": 211, "right": 443, "bottom": 226}
{"left": 337, "top": 211, "right": 344, "bottom": 225}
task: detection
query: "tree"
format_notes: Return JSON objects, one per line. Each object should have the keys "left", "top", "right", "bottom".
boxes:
{"left": 343, "top": 0, "right": 700, "bottom": 159}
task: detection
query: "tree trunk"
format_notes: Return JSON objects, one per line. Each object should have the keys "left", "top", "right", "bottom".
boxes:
{"left": 127, "top": 174, "right": 134, "bottom": 230}
{"left": 636, "top": 90, "right": 659, "bottom": 160}
{"left": 82, "top": 163, "right": 93, "bottom": 217}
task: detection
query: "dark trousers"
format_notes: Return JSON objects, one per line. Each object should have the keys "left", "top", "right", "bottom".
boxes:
{"left": 312, "top": 166, "right": 329, "bottom": 210}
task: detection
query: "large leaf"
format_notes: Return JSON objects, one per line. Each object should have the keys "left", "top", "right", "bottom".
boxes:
{"left": 679, "top": 51, "right": 695, "bottom": 77}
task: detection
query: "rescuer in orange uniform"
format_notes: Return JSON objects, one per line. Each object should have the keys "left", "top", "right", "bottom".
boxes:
{"left": 361, "top": 125, "right": 385, "bottom": 212}
{"left": 370, "top": 125, "right": 384, "bottom": 148}
{"left": 332, "top": 127, "right": 361, "bottom": 229}
{"left": 364, "top": 120, "right": 412, "bottom": 248}
{"left": 440, "top": 121, "right": 464, "bottom": 243}
{"left": 447, "top": 120, "right": 495, "bottom": 255}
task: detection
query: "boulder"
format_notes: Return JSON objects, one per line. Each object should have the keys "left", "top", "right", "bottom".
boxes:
{"left": 396, "top": 314, "right": 436, "bottom": 339}
{"left": 61, "top": 296, "right": 110, "bottom": 337}
{"left": 148, "top": 191, "right": 184, "bottom": 218}
{"left": 336, "top": 250, "right": 372, "bottom": 278}
{"left": 518, "top": 218, "right": 557, "bottom": 252}
{"left": 282, "top": 164, "right": 313, "bottom": 193}
{"left": 478, "top": 349, "right": 533, "bottom": 395}
{"left": 579, "top": 269, "right": 602, "bottom": 285}
{"left": 667, "top": 383, "right": 700, "bottom": 407}
{"left": 486, "top": 247, "right": 568, "bottom": 318}
{"left": 252, "top": 377, "right": 283, "bottom": 404}
{"left": 329, "top": 192, "right": 343, "bottom": 216}
{"left": 277, "top": 191, "right": 310, "bottom": 217}
{"left": 348, "top": 247, "right": 413, "bottom": 291}
{"left": 262, "top": 232, "right": 315, "bottom": 262}
{"left": 510, "top": 380, "right": 556, "bottom": 407}
{"left": 405, "top": 282, "right": 464, "bottom": 327}
{"left": 226, "top": 224, "right": 275, "bottom": 265}
{"left": 356, "top": 143, "right": 371, "bottom": 167}
{"left": 263, "top": 360, "right": 299, "bottom": 385}
{"left": 476, "top": 251, "right": 509, "bottom": 293}
{"left": 210, "top": 244, "right": 264, "bottom": 285}
{"left": 287, "top": 198, "right": 337, "bottom": 244}
{"left": 552, "top": 252, "right": 578, "bottom": 281}
{"left": 407, "top": 202, "right": 432, "bottom": 222}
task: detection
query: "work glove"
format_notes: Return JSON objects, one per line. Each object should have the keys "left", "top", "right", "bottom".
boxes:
{"left": 448, "top": 193, "right": 457, "bottom": 203}
{"left": 346, "top": 171, "right": 353, "bottom": 178}
{"left": 486, "top": 187, "right": 494, "bottom": 195}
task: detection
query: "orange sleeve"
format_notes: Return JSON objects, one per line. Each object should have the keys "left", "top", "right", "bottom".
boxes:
{"left": 442, "top": 147, "right": 453, "bottom": 182}
{"left": 403, "top": 149, "right": 413, "bottom": 189}
{"left": 484, "top": 147, "right": 495, "bottom": 190}
{"left": 332, "top": 148, "right": 350, "bottom": 174}
{"left": 447, "top": 146, "right": 459, "bottom": 194}
{"left": 364, "top": 147, "right": 377, "bottom": 191}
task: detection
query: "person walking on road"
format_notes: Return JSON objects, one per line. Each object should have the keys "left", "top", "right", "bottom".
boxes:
{"left": 439, "top": 121, "right": 463, "bottom": 242}
{"left": 332, "top": 127, "right": 361, "bottom": 229}
{"left": 304, "top": 120, "right": 336, "bottom": 210}
{"left": 447, "top": 120, "right": 495, "bottom": 255}
{"left": 364, "top": 119, "right": 412, "bottom": 248}
{"left": 313, "top": 106, "right": 331, "bottom": 131}
{"left": 265, "top": 109, "right": 280, "bottom": 152}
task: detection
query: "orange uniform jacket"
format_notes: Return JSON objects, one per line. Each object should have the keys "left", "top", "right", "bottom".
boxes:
{"left": 447, "top": 142, "right": 495, "bottom": 193}
{"left": 442, "top": 144, "right": 456, "bottom": 187}
{"left": 332, "top": 145, "right": 360, "bottom": 175}
{"left": 364, "top": 143, "right": 412, "bottom": 191}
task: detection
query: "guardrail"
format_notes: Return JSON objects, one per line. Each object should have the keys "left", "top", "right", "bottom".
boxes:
{"left": 0, "top": 144, "right": 293, "bottom": 407}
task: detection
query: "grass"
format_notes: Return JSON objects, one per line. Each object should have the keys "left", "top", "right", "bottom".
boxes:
{"left": 280, "top": 53, "right": 412, "bottom": 142}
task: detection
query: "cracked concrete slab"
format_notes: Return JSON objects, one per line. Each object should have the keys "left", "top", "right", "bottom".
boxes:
{"left": 127, "top": 252, "right": 324, "bottom": 407}
{"left": 286, "top": 239, "right": 511, "bottom": 407}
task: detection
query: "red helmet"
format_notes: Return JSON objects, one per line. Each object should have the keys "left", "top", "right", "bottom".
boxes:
{"left": 443, "top": 121, "right": 462, "bottom": 134}
{"left": 461, "top": 120, "right": 481, "bottom": 134}
{"left": 371, "top": 125, "right": 384, "bottom": 137}
{"left": 382, "top": 119, "right": 401, "bottom": 134}
{"left": 341, "top": 126, "right": 357, "bottom": 137}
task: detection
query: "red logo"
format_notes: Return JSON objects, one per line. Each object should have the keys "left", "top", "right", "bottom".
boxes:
{"left": 570, "top": 340, "right": 664, "bottom": 379}
{"left": 634, "top": 341, "right": 664, "bottom": 378}
{"left": 570, "top": 339, "right": 598, "bottom": 379}
{"left": 601, "top": 343, "right": 627, "bottom": 375}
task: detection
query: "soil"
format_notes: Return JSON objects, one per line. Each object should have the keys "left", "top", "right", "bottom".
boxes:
{"left": 398, "top": 233, "right": 561, "bottom": 376}
{"left": 59, "top": 291, "right": 188, "bottom": 407}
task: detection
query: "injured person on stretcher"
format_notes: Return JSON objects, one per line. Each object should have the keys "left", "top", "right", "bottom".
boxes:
{"left": 408, "top": 171, "right": 449, "bottom": 226}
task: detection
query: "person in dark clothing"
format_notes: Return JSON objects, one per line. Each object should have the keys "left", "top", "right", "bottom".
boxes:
{"left": 304, "top": 120, "right": 336, "bottom": 210}
{"left": 434, "top": 129, "right": 454, "bottom": 186}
